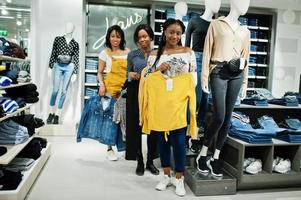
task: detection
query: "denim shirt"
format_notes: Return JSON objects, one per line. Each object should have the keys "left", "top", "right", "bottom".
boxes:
{"left": 77, "top": 96, "right": 123, "bottom": 148}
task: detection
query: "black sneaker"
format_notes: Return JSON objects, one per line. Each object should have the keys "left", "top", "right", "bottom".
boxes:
{"left": 196, "top": 155, "right": 209, "bottom": 173}
{"left": 146, "top": 162, "right": 159, "bottom": 175}
{"left": 53, "top": 115, "right": 59, "bottom": 124}
{"left": 208, "top": 158, "right": 223, "bottom": 177}
{"left": 46, "top": 113, "right": 55, "bottom": 124}
{"left": 190, "top": 139, "right": 200, "bottom": 153}
{"left": 136, "top": 162, "right": 145, "bottom": 176}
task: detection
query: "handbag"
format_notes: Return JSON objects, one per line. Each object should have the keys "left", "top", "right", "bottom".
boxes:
{"left": 57, "top": 55, "right": 72, "bottom": 64}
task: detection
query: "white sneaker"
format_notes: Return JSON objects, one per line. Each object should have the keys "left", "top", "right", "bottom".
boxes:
{"left": 106, "top": 149, "right": 118, "bottom": 161}
{"left": 174, "top": 177, "right": 186, "bottom": 197}
{"left": 243, "top": 157, "right": 255, "bottom": 170}
{"left": 155, "top": 175, "right": 171, "bottom": 191}
{"left": 274, "top": 159, "right": 291, "bottom": 174}
{"left": 245, "top": 159, "right": 262, "bottom": 174}
{"left": 272, "top": 157, "right": 281, "bottom": 170}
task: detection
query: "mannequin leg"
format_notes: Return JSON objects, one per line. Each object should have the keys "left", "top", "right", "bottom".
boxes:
{"left": 48, "top": 63, "right": 62, "bottom": 124}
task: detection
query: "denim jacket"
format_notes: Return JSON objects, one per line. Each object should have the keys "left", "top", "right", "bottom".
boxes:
{"left": 77, "top": 96, "right": 125, "bottom": 150}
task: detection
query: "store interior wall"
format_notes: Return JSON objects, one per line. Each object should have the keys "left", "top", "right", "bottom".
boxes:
{"left": 30, "top": 0, "right": 85, "bottom": 124}
{"left": 28, "top": 0, "right": 301, "bottom": 124}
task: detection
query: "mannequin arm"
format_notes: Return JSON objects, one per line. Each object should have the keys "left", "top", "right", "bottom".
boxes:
{"left": 71, "top": 74, "right": 77, "bottom": 83}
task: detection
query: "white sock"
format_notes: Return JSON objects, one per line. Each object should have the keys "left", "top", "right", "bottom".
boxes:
{"left": 213, "top": 149, "right": 220, "bottom": 160}
{"left": 200, "top": 146, "right": 208, "bottom": 157}
{"left": 50, "top": 106, "right": 56, "bottom": 114}
{"left": 56, "top": 109, "right": 62, "bottom": 117}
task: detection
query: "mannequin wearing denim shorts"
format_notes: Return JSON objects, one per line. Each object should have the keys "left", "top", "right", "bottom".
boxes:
{"left": 47, "top": 22, "right": 79, "bottom": 124}
{"left": 185, "top": 0, "right": 221, "bottom": 152}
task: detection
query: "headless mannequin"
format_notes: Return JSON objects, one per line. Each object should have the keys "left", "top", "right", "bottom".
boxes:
{"left": 198, "top": 0, "right": 250, "bottom": 174}
{"left": 174, "top": 1, "right": 188, "bottom": 20}
{"left": 202, "top": 0, "right": 249, "bottom": 100}
{"left": 201, "top": 0, "right": 221, "bottom": 21}
{"left": 48, "top": 22, "right": 77, "bottom": 121}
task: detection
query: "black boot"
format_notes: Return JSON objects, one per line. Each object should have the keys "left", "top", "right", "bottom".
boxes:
{"left": 46, "top": 113, "right": 55, "bottom": 124}
{"left": 136, "top": 153, "right": 144, "bottom": 176}
{"left": 53, "top": 115, "right": 59, "bottom": 124}
{"left": 146, "top": 160, "right": 159, "bottom": 175}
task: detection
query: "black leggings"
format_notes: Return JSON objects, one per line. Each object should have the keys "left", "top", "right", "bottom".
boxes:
{"left": 203, "top": 69, "right": 243, "bottom": 150}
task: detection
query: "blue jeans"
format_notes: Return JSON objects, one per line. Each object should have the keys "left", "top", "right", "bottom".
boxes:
{"left": 257, "top": 116, "right": 287, "bottom": 133}
{"left": 195, "top": 52, "right": 209, "bottom": 127}
{"left": 50, "top": 63, "right": 74, "bottom": 109}
{"left": 155, "top": 127, "right": 187, "bottom": 173}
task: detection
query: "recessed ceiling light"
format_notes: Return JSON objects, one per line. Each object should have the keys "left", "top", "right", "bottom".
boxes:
{"left": 16, "top": 20, "right": 22, "bottom": 26}
{"left": 1, "top": 9, "right": 8, "bottom": 15}
{"left": 25, "top": 29, "right": 29, "bottom": 32}
{"left": 6, "top": 0, "right": 12, "bottom": 3}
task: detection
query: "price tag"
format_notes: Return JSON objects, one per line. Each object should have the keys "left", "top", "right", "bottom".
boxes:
{"left": 166, "top": 78, "right": 173, "bottom": 91}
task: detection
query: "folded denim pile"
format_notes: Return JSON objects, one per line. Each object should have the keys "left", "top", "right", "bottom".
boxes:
{"left": 242, "top": 93, "right": 268, "bottom": 106}
{"left": 230, "top": 112, "right": 275, "bottom": 144}
{"left": 0, "top": 119, "right": 29, "bottom": 145}
{"left": 283, "top": 91, "right": 301, "bottom": 104}
{"left": 244, "top": 158, "right": 262, "bottom": 174}
{"left": 273, "top": 157, "right": 291, "bottom": 174}
{"left": 276, "top": 118, "right": 301, "bottom": 143}
{"left": 268, "top": 95, "right": 299, "bottom": 107}
{"left": 17, "top": 70, "right": 31, "bottom": 83}
{"left": 85, "top": 58, "right": 98, "bottom": 70}
{"left": 3, "top": 158, "right": 35, "bottom": 172}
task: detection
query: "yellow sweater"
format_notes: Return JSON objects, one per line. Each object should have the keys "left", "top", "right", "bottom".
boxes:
{"left": 139, "top": 71, "right": 197, "bottom": 139}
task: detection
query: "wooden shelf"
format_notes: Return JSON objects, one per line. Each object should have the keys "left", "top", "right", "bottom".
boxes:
{"left": 154, "top": 19, "right": 165, "bottom": 23}
{"left": 0, "top": 130, "right": 44, "bottom": 165}
{"left": 0, "top": 104, "right": 33, "bottom": 122}
{"left": 250, "top": 38, "right": 269, "bottom": 43}
{"left": 236, "top": 103, "right": 301, "bottom": 109}
{"left": 247, "top": 26, "right": 269, "bottom": 30}
{"left": 0, "top": 82, "right": 32, "bottom": 90}
{"left": 86, "top": 53, "right": 98, "bottom": 57}
{"left": 84, "top": 83, "right": 98, "bottom": 87}
{"left": 250, "top": 51, "right": 268, "bottom": 55}
{"left": 0, "top": 55, "right": 29, "bottom": 62}
{"left": 85, "top": 69, "right": 97, "bottom": 73}
{"left": 0, "top": 143, "right": 51, "bottom": 200}
{"left": 249, "top": 63, "right": 268, "bottom": 67}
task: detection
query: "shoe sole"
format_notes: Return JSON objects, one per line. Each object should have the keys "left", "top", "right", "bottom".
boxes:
{"left": 196, "top": 154, "right": 209, "bottom": 174}
{"left": 207, "top": 160, "right": 223, "bottom": 177}
{"left": 245, "top": 168, "right": 262, "bottom": 174}
{"left": 155, "top": 183, "right": 171, "bottom": 191}
{"left": 274, "top": 168, "right": 290, "bottom": 174}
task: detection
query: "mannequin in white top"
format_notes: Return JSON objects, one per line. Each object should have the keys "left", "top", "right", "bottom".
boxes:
{"left": 197, "top": 0, "right": 250, "bottom": 177}
{"left": 202, "top": 0, "right": 250, "bottom": 100}
{"left": 174, "top": 1, "right": 188, "bottom": 20}
{"left": 201, "top": 0, "right": 221, "bottom": 21}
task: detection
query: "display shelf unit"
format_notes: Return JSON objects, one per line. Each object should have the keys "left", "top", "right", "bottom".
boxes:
{"left": 0, "top": 143, "right": 51, "bottom": 200}
{"left": 0, "top": 56, "right": 50, "bottom": 200}
{"left": 0, "top": 82, "right": 32, "bottom": 90}
{"left": 221, "top": 105, "right": 301, "bottom": 189}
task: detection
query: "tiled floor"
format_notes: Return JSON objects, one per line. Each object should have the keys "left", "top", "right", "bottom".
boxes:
{"left": 26, "top": 136, "right": 301, "bottom": 200}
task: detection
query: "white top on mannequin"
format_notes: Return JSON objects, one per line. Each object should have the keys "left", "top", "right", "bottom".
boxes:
{"left": 201, "top": 0, "right": 221, "bottom": 22}
{"left": 224, "top": 0, "right": 250, "bottom": 31}
{"left": 48, "top": 22, "right": 77, "bottom": 82}
{"left": 174, "top": 1, "right": 188, "bottom": 20}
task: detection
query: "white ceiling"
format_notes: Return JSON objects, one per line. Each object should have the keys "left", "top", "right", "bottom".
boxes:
{"left": 0, "top": 0, "right": 31, "bottom": 40}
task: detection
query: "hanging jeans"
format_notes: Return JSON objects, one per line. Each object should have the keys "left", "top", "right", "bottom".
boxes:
{"left": 203, "top": 64, "right": 243, "bottom": 150}
{"left": 49, "top": 62, "right": 74, "bottom": 109}
{"left": 155, "top": 127, "right": 187, "bottom": 173}
{"left": 195, "top": 52, "right": 209, "bottom": 127}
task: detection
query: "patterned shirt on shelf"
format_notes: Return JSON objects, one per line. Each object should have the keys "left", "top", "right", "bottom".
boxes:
{"left": 49, "top": 36, "right": 79, "bottom": 74}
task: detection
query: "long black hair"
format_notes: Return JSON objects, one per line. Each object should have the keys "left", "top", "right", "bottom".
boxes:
{"left": 152, "top": 18, "right": 185, "bottom": 69}
{"left": 133, "top": 24, "right": 154, "bottom": 45}
{"left": 105, "top": 25, "right": 126, "bottom": 50}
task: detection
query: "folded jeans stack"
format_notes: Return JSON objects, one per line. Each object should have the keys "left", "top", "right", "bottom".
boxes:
{"left": 0, "top": 120, "right": 29, "bottom": 145}
{"left": 17, "top": 70, "right": 31, "bottom": 83}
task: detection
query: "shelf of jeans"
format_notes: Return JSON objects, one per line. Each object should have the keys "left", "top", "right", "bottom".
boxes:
{"left": 272, "top": 138, "right": 301, "bottom": 145}
{"left": 0, "top": 143, "right": 51, "bottom": 200}
{"left": 0, "top": 55, "right": 29, "bottom": 62}
{"left": 154, "top": 19, "right": 165, "bottom": 23}
{"left": 0, "top": 104, "right": 33, "bottom": 122}
{"left": 84, "top": 83, "right": 98, "bottom": 87}
{"left": 86, "top": 53, "right": 98, "bottom": 57}
{"left": 250, "top": 38, "right": 269, "bottom": 43}
{"left": 85, "top": 69, "right": 98, "bottom": 73}
{"left": 0, "top": 82, "right": 32, "bottom": 90}
{"left": 247, "top": 26, "right": 270, "bottom": 30}
{"left": 250, "top": 51, "right": 268, "bottom": 55}
{"left": 236, "top": 103, "right": 301, "bottom": 109}
{"left": 248, "top": 64, "right": 268, "bottom": 67}
{"left": 0, "top": 135, "right": 35, "bottom": 165}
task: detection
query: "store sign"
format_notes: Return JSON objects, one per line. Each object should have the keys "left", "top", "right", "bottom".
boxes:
{"left": 0, "top": 30, "right": 8, "bottom": 36}
{"left": 87, "top": 5, "right": 148, "bottom": 53}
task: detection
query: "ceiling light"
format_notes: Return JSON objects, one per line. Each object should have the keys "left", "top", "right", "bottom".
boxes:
{"left": 1, "top": 9, "right": 8, "bottom": 15}
{"left": 25, "top": 29, "right": 29, "bottom": 32}
{"left": 0, "top": 15, "right": 14, "bottom": 19}
{"left": 16, "top": 20, "right": 22, "bottom": 26}
{"left": 6, "top": 0, "right": 12, "bottom": 3}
